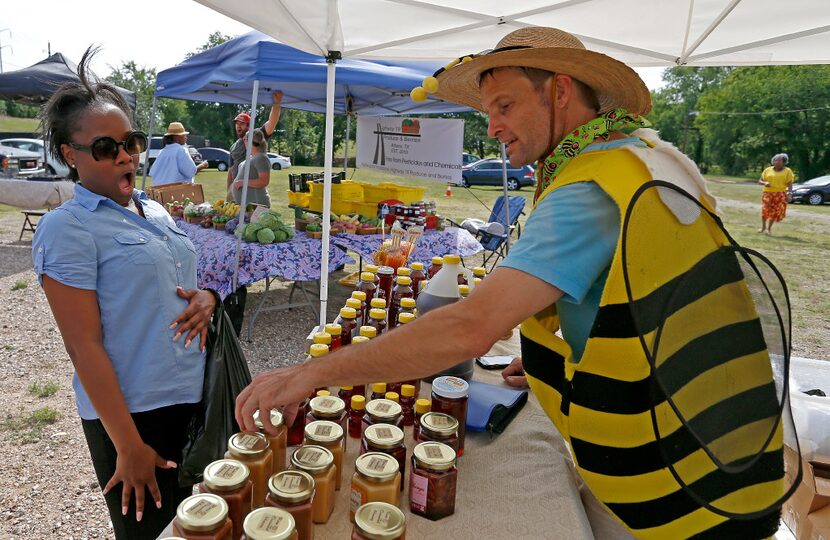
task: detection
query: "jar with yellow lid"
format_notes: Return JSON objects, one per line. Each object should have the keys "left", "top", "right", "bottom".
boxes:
{"left": 254, "top": 409, "right": 287, "bottom": 474}
{"left": 225, "top": 432, "right": 273, "bottom": 508}
{"left": 350, "top": 453, "right": 401, "bottom": 522}
{"left": 427, "top": 256, "right": 443, "bottom": 279}
{"left": 360, "top": 423, "right": 406, "bottom": 492}
{"left": 349, "top": 395, "right": 366, "bottom": 439}
{"left": 413, "top": 399, "right": 431, "bottom": 439}
{"left": 416, "top": 412, "right": 459, "bottom": 454}
{"left": 325, "top": 323, "right": 342, "bottom": 351}
{"left": 307, "top": 394, "right": 347, "bottom": 435}
{"left": 336, "top": 307, "right": 359, "bottom": 345}
{"left": 399, "top": 384, "right": 416, "bottom": 426}
{"left": 368, "top": 308, "right": 387, "bottom": 335}
{"left": 409, "top": 262, "right": 426, "bottom": 300}
{"left": 383, "top": 391, "right": 399, "bottom": 403}
{"left": 198, "top": 459, "right": 253, "bottom": 540}
{"left": 265, "top": 470, "right": 315, "bottom": 540}
{"left": 409, "top": 442, "right": 457, "bottom": 520}
{"left": 359, "top": 326, "right": 377, "bottom": 339}
{"left": 241, "top": 506, "right": 297, "bottom": 540}
{"left": 362, "top": 398, "right": 403, "bottom": 430}
{"left": 345, "top": 297, "right": 363, "bottom": 314}
{"left": 303, "top": 420, "right": 346, "bottom": 490}
{"left": 290, "top": 445, "right": 336, "bottom": 524}
{"left": 172, "top": 493, "right": 233, "bottom": 540}
{"left": 352, "top": 502, "right": 406, "bottom": 540}
{"left": 369, "top": 382, "right": 386, "bottom": 401}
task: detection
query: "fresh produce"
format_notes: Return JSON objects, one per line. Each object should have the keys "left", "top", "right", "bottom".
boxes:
{"left": 226, "top": 217, "right": 239, "bottom": 234}
{"left": 212, "top": 215, "right": 231, "bottom": 224}
{"left": 257, "top": 227, "right": 276, "bottom": 244}
{"left": 200, "top": 216, "right": 213, "bottom": 228}
{"left": 306, "top": 223, "right": 321, "bottom": 232}
{"left": 232, "top": 209, "right": 296, "bottom": 244}
{"left": 243, "top": 223, "right": 264, "bottom": 242}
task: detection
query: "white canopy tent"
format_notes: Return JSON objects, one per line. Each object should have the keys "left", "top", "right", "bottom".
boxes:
{"left": 194, "top": 0, "right": 830, "bottom": 327}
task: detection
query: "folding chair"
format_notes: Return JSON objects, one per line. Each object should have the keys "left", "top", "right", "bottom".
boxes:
{"left": 448, "top": 195, "right": 525, "bottom": 271}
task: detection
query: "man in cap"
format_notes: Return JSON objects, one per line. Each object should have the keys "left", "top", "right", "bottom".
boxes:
{"left": 149, "top": 122, "right": 208, "bottom": 185}
{"left": 227, "top": 91, "right": 283, "bottom": 195}
{"left": 235, "top": 28, "right": 785, "bottom": 539}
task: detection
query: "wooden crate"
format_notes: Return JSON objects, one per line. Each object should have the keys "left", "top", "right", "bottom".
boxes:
{"left": 145, "top": 182, "right": 205, "bottom": 206}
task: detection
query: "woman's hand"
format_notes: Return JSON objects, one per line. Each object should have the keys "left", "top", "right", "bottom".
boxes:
{"left": 103, "top": 442, "right": 176, "bottom": 522}
{"left": 232, "top": 180, "right": 243, "bottom": 191}
{"left": 170, "top": 287, "right": 217, "bottom": 351}
{"left": 501, "top": 356, "right": 528, "bottom": 388}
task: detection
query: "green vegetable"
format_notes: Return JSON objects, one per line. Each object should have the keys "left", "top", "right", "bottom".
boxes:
{"left": 243, "top": 223, "right": 264, "bottom": 242}
{"left": 273, "top": 229, "right": 288, "bottom": 242}
{"left": 257, "top": 228, "right": 276, "bottom": 244}
{"left": 306, "top": 223, "right": 321, "bottom": 232}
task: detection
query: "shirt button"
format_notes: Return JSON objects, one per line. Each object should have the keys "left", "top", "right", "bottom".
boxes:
{"left": 38, "top": 247, "right": 43, "bottom": 252}
{"left": 139, "top": 237, "right": 145, "bottom": 242}
{"left": 176, "top": 262, "right": 182, "bottom": 268}
{"left": 163, "top": 235, "right": 168, "bottom": 241}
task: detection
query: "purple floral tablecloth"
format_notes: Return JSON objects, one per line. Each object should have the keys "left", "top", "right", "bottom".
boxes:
{"left": 329, "top": 227, "right": 482, "bottom": 264}
{"left": 175, "top": 220, "right": 354, "bottom": 299}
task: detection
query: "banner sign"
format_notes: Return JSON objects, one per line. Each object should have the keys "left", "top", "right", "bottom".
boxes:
{"left": 356, "top": 116, "right": 463, "bottom": 184}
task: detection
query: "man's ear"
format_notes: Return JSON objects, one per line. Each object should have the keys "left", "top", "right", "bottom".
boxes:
{"left": 554, "top": 74, "right": 575, "bottom": 109}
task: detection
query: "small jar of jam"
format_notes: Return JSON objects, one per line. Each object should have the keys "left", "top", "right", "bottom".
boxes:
{"left": 376, "top": 266, "right": 395, "bottom": 302}
{"left": 363, "top": 398, "right": 403, "bottom": 430}
{"left": 242, "top": 507, "right": 297, "bottom": 540}
{"left": 431, "top": 376, "right": 469, "bottom": 457}
{"left": 416, "top": 412, "right": 459, "bottom": 454}
{"left": 324, "top": 323, "right": 342, "bottom": 351}
{"left": 427, "top": 256, "right": 443, "bottom": 278}
{"left": 265, "top": 470, "right": 315, "bottom": 540}
{"left": 352, "top": 502, "right": 406, "bottom": 540}
{"left": 198, "top": 459, "right": 253, "bottom": 540}
{"left": 303, "top": 420, "right": 345, "bottom": 490}
{"left": 369, "top": 297, "right": 386, "bottom": 311}
{"left": 337, "top": 307, "right": 358, "bottom": 345}
{"left": 399, "top": 385, "right": 416, "bottom": 426}
{"left": 290, "top": 445, "right": 336, "bottom": 524}
{"left": 350, "top": 453, "right": 401, "bottom": 522}
{"left": 413, "top": 399, "right": 431, "bottom": 439}
{"left": 359, "top": 326, "right": 377, "bottom": 339}
{"left": 384, "top": 392, "right": 399, "bottom": 403}
{"left": 409, "top": 262, "right": 426, "bottom": 299}
{"left": 369, "top": 383, "right": 387, "bottom": 401}
{"left": 360, "top": 424, "right": 407, "bottom": 492}
{"left": 225, "top": 432, "right": 274, "bottom": 508}
{"left": 409, "top": 442, "right": 458, "bottom": 521}
{"left": 355, "top": 272, "right": 377, "bottom": 321}
{"left": 349, "top": 395, "right": 367, "bottom": 439}
{"left": 307, "top": 395, "right": 347, "bottom": 434}
{"left": 253, "top": 409, "right": 287, "bottom": 474}
{"left": 172, "top": 493, "right": 233, "bottom": 540}
{"left": 368, "top": 308, "right": 387, "bottom": 335}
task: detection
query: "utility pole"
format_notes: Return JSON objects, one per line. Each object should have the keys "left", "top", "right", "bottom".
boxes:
{"left": 0, "top": 29, "right": 12, "bottom": 73}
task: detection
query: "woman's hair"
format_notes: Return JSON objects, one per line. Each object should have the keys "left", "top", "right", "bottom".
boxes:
{"left": 38, "top": 46, "right": 134, "bottom": 181}
{"left": 771, "top": 153, "right": 789, "bottom": 165}
{"left": 251, "top": 130, "right": 265, "bottom": 148}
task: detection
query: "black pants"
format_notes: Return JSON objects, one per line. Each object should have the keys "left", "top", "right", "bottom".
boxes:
{"left": 81, "top": 403, "right": 199, "bottom": 540}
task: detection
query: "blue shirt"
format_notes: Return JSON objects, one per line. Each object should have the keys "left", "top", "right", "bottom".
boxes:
{"left": 149, "top": 142, "right": 196, "bottom": 185}
{"left": 32, "top": 184, "right": 205, "bottom": 420}
{"left": 501, "top": 138, "right": 646, "bottom": 361}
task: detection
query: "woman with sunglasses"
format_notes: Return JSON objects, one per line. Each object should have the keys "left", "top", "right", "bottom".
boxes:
{"left": 32, "top": 47, "right": 217, "bottom": 539}
{"left": 229, "top": 129, "right": 272, "bottom": 207}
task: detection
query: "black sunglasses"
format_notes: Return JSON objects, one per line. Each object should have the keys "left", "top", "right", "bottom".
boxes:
{"left": 69, "top": 131, "right": 148, "bottom": 161}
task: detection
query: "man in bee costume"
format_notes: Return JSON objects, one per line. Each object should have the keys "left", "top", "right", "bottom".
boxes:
{"left": 237, "top": 27, "right": 797, "bottom": 539}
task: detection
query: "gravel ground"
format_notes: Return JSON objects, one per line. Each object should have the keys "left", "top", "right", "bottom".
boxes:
{"left": 0, "top": 211, "right": 361, "bottom": 539}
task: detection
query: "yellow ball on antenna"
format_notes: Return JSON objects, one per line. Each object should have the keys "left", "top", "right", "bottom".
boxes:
{"left": 422, "top": 76, "right": 439, "bottom": 94}
{"left": 410, "top": 86, "right": 428, "bottom": 102}
{"left": 461, "top": 56, "right": 473, "bottom": 63}
{"left": 445, "top": 58, "right": 461, "bottom": 70}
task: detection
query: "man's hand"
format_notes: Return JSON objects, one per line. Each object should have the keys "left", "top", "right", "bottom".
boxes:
{"left": 102, "top": 442, "right": 176, "bottom": 522}
{"left": 170, "top": 288, "right": 217, "bottom": 351}
{"left": 272, "top": 91, "right": 283, "bottom": 104}
{"left": 501, "top": 356, "right": 528, "bottom": 388}
{"left": 236, "top": 364, "right": 316, "bottom": 434}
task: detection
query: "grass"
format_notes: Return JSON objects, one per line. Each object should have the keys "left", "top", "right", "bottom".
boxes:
{"left": 28, "top": 380, "right": 59, "bottom": 398}
{"left": 1, "top": 406, "right": 60, "bottom": 444}
{"left": 0, "top": 115, "right": 39, "bottom": 132}
{"left": 11, "top": 279, "right": 27, "bottom": 291}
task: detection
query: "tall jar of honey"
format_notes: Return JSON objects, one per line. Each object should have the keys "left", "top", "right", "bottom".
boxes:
{"left": 172, "top": 493, "right": 233, "bottom": 540}
{"left": 352, "top": 502, "right": 406, "bottom": 540}
{"left": 198, "top": 459, "right": 253, "bottom": 540}
{"left": 241, "top": 506, "right": 297, "bottom": 540}
{"left": 303, "top": 420, "right": 346, "bottom": 490}
{"left": 225, "top": 432, "right": 274, "bottom": 508}
{"left": 349, "top": 452, "right": 401, "bottom": 522}
{"left": 265, "top": 470, "right": 315, "bottom": 540}
{"left": 253, "top": 409, "right": 287, "bottom": 474}
{"left": 290, "top": 445, "right": 336, "bottom": 524}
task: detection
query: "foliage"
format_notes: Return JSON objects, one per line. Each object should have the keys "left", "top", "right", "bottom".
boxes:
{"left": 0, "top": 100, "right": 39, "bottom": 119}
{"left": 28, "top": 380, "right": 59, "bottom": 398}
{"left": 105, "top": 62, "right": 187, "bottom": 133}
{"left": 11, "top": 279, "right": 27, "bottom": 291}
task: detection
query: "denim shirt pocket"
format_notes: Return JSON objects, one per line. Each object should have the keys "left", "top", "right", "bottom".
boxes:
{"left": 166, "top": 223, "right": 197, "bottom": 254}
{"left": 113, "top": 231, "right": 156, "bottom": 265}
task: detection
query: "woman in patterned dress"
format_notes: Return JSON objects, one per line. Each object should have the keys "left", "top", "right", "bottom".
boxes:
{"left": 758, "top": 153, "right": 794, "bottom": 235}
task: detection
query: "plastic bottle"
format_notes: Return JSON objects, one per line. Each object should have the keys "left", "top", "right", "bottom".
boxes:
{"left": 376, "top": 266, "right": 395, "bottom": 302}
{"left": 397, "top": 298, "right": 416, "bottom": 323}
{"left": 359, "top": 326, "right": 377, "bottom": 339}
{"left": 370, "top": 383, "right": 387, "bottom": 401}
{"left": 351, "top": 291, "right": 367, "bottom": 326}
{"left": 409, "top": 262, "right": 426, "bottom": 300}
{"left": 349, "top": 395, "right": 366, "bottom": 438}
{"left": 336, "top": 307, "right": 358, "bottom": 345}
{"left": 413, "top": 398, "right": 431, "bottom": 439}
{"left": 384, "top": 391, "right": 400, "bottom": 403}
{"left": 427, "top": 256, "right": 443, "bottom": 279}
{"left": 416, "top": 254, "right": 475, "bottom": 381}
{"left": 325, "top": 323, "right": 342, "bottom": 351}
{"left": 396, "top": 267, "right": 411, "bottom": 278}
{"left": 368, "top": 308, "right": 387, "bottom": 335}
{"left": 472, "top": 266, "right": 487, "bottom": 280}
{"left": 350, "top": 336, "right": 370, "bottom": 397}
{"left": 388, "top": 276, "right": 414, "bottom": 331}
{"left": 458, "top": 284, "right": 470, "bottom": 299}
{"left": 355, "top": 272, "right": 377, "bottom": 321}
{"left": 400, "top": 384, "right": 416, "bottom": 426}
{"left": 369, "top": 297, "right": 387, "bottom": 311}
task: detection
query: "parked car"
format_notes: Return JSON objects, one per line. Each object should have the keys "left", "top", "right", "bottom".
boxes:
{"left": 462, "top": 152, "right": 481, "bottom": 166}
{"left": 138, "top": 137, "right": 203, "bottom": 173}
{"left": 0, "top": 144, "right": 45, "bottom": 177}
{"left": 461, "top": 158, "right": 535, "bottom": 190}
{"left": 198, "top": 147, "right": 231, "bottom": 171}
{"left": 266, "top": 152, "right": 292, "bottom": 170}
{"left": 1, "top": 138, "right": 69, "bottom": 177}
{"left": 790, "top": 175, "right": 830, "bottom": 206}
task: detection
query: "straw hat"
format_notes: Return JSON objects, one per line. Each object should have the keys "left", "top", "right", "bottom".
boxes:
{"left": 164, "top": 122, "right": 189, "bottom": 136}
{"left": 432, "top": 27, "right": 651, "bottom": 115}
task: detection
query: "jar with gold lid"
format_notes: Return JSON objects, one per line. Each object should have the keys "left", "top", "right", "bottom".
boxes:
{"left": 360, "top": 424, "right": 406, "bottom": 492}
{"left": 307, "top": 394, "right": 347, "bottom": 434}
{"left": 172, "top": 493, "right": 233, "bottom": 540}
{"left": 241, "top": 506, "right": 297, "bottom": 540}
{"left": 265, "top": 470, "right": 315, "bottom": 540}
{"left": 409, "top": 441, "right": 457, "bottom": 520}
{"left": 362, "top": 399, "right": 403, "bottom": 431}
{"left": 350, "top": 453, "right": 401, "bottom": 522}
{"left": 416, "top": 412, "right": 459, "bottom": 454}
{"left": 253, "top": 409, "right": 287, "bottom": 474}
{"left": 225, "top": 432, "right": 273, "bottom": 508}
{"left": 290, "top": 445, "right": 336, "bottom": 524}
{"left": 351, "top": 502, "right": 406, "bottom": 540}
{"left": 198, "top": 459, "right": 253, "bottom": 540}
{"left": 303, "top": 420, "right": 345, "bottom": 490}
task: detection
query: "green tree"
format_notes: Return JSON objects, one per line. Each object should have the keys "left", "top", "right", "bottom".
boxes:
{"left": 105, "top": 61, "right": 188, "bottom": 133}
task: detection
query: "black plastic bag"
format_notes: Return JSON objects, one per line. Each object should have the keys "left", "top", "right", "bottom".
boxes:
{"left": 178, "top": 302, "right": 252, "bottom": 486}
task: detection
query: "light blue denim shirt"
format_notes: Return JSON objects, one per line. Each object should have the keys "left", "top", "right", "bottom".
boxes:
{"left": 33, "top": 183, "right": 205, "bottom": 420}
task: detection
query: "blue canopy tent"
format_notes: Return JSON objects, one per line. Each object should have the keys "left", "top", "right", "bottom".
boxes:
{"left": 148, "top": 31, "right": 476, "bottom": 328}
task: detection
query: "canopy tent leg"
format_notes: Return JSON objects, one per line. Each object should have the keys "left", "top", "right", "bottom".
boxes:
{"left": 232, "top": 80, "right": 260, "bottom": 293}
{"left": 140, "top": 96, "right": 157, "bottom": 191}
{"left": 500, "top": 142, "right": 511, "bottom": 253}
{"left": 319, "top": 56, "right": 338, "bottom": 329}
{"left": 344, "top": 112, "right": 351, "bottom": 176}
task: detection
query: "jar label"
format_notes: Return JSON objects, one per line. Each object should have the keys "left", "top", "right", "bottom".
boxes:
{"left": 314, "top": 424, "right": 333, "bottom": 437}
{"left": 350, "top": 485, "right": 367, "bottom": 513}
{"left": 300, "top": 449, "right": 323, "bottom": 464}
{"left": 365, "top": 505, "right": 396, "bottom": 528}
{"left": 431, "top": 415, "right": 451, "bottom": 427}
{"left": 280, "top": 474, "right": 302, "bottom": 491}
{"left": 238, "top": 433, "right": 261, "bottom": 449}
{"left": 425, "top": 445, "right": 445, "bottom": 460}
{"left": 410, "top": 472, "right": 428, "bottom": 512}
{"left": 215, "top": 463, "right": 240, "bottom": 479}
{"left": 367, "top": 456, "right": 389, "bottom": 472}
{"left": 318, "top": 398, "right": 337, "bottom": 409}
{"left": 254, "top": 513, "right": 285, "bottom": 533}
{"left": 374, "top": 402, "right": 392, "bottom": 413}
{"left": 374, "top": 426, "right": 394, "bottom": 440}
{"left": 187, "top": 499, "right": 218, "bottom": 518}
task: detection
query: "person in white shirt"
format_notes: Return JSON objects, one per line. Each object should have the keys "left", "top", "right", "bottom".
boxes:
{"left": 149, "top": 122, "right": 207, "bottom": 185}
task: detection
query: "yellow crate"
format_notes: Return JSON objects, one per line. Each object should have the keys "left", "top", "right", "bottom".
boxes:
{"left": 287, "top": 191, "right": 311, "bottom": 207}
{"left": 361, "top": 183, "right": 425, "bottom": 204}
{"left": 308, "top": 180, "right": 364, "bottom": 200}
{"left": 308, "top": 196, "right": 356, "bottom": 216}
{"left": 353, "top": 201, "right": 380, "bottom": 218}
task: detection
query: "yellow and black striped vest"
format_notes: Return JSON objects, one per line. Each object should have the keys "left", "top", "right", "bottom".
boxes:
{"left": 521, "top": 147, "right": 784, "bottom": 539}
